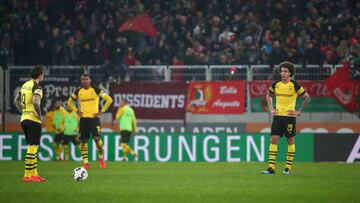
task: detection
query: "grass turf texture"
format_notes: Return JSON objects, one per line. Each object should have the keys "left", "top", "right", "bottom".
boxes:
{"left": 0, "top": 162, "right": 359, "bottom": 203}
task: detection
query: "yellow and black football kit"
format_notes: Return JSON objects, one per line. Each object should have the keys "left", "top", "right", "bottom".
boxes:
{"left": 67, "top": 86, "right": 113, "bottom": 139}
{"left": 19, "top": 79, "right": 43, "bottom": 178}
{"left": 67, "top": 86, "right": 112, "bottom": 164}
{"left": 19, "top": 80, "right": 43, "bottom": 145}
{"left": 266, "top": 79, "right": 306, "bottom": 171}
{"left": 268, "top": 79, "right": 305, "bottom": 137}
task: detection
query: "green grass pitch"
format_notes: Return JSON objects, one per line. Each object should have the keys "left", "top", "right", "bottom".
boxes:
{"left": 1, "top": 161, "right": 359, "bottom": 203}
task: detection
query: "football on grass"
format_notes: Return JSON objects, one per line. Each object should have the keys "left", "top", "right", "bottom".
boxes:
{"left": 73, "top": 167, "right": 88, "bottom": 181}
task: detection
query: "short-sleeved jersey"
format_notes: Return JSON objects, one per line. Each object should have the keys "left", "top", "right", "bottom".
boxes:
{"left": 70, "top": 86, "right": 104, "bottom": 118}
{"left": 269, "top": 80, "right": 305, "bottom": 117}
{"left": 19, "top": 80, "right": 43, "bottom": 123}
{"left": 53, "top": 106, "right": 66, "bottom": 133}
{"left": 63, "top": 111, "right": 79, "bottom": 136}
{"left": 116, "top": 105, "right": 137, "bottom": 131}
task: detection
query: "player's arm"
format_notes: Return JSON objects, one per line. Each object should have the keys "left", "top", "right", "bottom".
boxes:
{"left": 132, "top": 113, "right": 138, "bottom": 133}
{"left": 266, "top": 82, "right": 276, "bottom": 115}
{"left": 99, "top": 92, "right": 113, "bottom": 113}
{"left": 67, "top": 97, "right": 77, "bottom": 111}
{"left": 288, "top": 92, "right": 310, "bottom": 116}
{"left": 93, "top": 87, "right": 113, "bottom": 117}
{"left": 288, "top": 82, "right": 311, "bottom": 116}
{"left": 33, "top": 94, "right": 42, "bottom": 119}
{"left": 298, "top": 92, "right": 311, "bottom": 113}
{"left": 68, "top": 89, "right": 81, "bottom": 116}
{"left": 13, "top": 91, "right": 22, "bottom": 113}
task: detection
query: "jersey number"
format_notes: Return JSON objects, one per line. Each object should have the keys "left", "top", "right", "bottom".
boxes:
{"left": 21, "top": 93, "right": 26, "bottom": 109}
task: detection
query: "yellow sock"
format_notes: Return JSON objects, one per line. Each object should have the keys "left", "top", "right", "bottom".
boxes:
{"left": 121, "top": 143, "right": 128, "bottom": 159}
{"left": 127, "top": 145, "right": 135, "bottom": 155}
{"left": 63, "top": 145, "right": 69, "bottom": 160}
{"left": 268, "top": 143, "right": 277, "bottom": 170}
{"left": 95, "top": 139, "right": 104, "bottom": 159}
{"left": 58, "top": 144, "right": 63, "bottom": 159}
{"left": 80, "top": 143, "right": 89, "bottom": 164}
{"left": 53, "top": 143, "right": 59, "bottom": 160}
{"left": 32, "top": 145, "right": 39, "bottom": 176}
{"left": 286, "top": 144, "right": 295, "bottom": 170}
{"left": 24, "top": 145, "right": 36, "bottom": 177}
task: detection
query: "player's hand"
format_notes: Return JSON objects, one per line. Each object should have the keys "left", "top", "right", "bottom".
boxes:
{"left": 134, "top": 128, "right": 138, "bottom": 134}
{"left": 34, "top": 111, "right": 42, "bottom": 120}
{"left": 270, "top": 109, "right": 276, "bottom": 115}
{"left": 287, "top": 110, "right": 301, "bottom": 116}
{"left": 94, "top": 112, "right": 102, "bottom": 117}
{"left": 76, "top": 110, "right": 83, "bottom": 117}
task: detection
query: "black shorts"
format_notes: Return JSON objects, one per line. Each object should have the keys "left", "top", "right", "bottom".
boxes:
{"left": 63, "top": 135, "right": 80, "bottom": 145}
{"left": 120, "top": 131, "right": 132, "bottom": 143}
{"left": 54, "top": 133, "right": 64, "bottom": 143}
{"left": 21, "top": 120, "right": 42, "bottom": 145}
{"left": 79, "top": 117, "right": 101, "bottom": 140}
{"left": 271, "top": 116, "right": 296, "bottom": 138}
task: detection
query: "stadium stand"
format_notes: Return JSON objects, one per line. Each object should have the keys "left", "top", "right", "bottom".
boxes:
{"left": 0, "top": 0, "right": 359, "bottom": 81}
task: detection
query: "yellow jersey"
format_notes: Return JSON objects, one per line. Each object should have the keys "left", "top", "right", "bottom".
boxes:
{"left": 269, "top": 80, "right": 305, "bottom": 117}
{"left": 19, "top": 80, "right": 43, "bottom": 123}
{"left": 68, "top": 86, "right": 113, "bottom": 118}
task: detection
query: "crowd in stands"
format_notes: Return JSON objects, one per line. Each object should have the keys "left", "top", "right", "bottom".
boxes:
{"left": 0, "top": 0, "right": 360, "bottom": 79}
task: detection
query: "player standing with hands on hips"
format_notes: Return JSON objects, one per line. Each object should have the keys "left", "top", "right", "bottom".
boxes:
{"left": 262, "top": 61, "right": 310, "bottom": 175}
{"left": 14, "top": 66, "right": 46, "bottom": 182}
{"left": 67, "top": 73, "right": 113, "bottom": 169}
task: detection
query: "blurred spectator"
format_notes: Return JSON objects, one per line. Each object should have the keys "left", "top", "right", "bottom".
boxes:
{"left": 171, "top": 55, "right": 184, "bottom": 81}
{"left": 49, "top": 27, "right": 65, "bottom": 65}
{"left": 269, "top": 40, "right": 286, "bottom": 67}
{"left": 64, "top": 36, "right": 80, "bottom": 65}
{"left": 34, "top": 39, "right": 51, "bottom": 65}
{"left": 303, "top": 41, "right": 323, "bottom": 65}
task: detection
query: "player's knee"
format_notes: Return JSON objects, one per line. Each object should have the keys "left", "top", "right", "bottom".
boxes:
{"left": 287, "top": 137, "right": 295, "bottom": 145}
{"left": 270, "top": 136, "right": 280, "bottom": 144}
{"left": 93, "top": 136, "right": 100, "bottom": 142}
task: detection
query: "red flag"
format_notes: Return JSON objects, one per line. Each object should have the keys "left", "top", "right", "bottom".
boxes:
{"left": 119, "top": 14, "right": 157, "bottom": 37}
{"left": 326, "top": 64, "right": 357, "bottom": 112}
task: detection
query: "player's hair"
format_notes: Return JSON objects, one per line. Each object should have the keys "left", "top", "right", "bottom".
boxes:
{"left": 122, "top": 99, "right": 128, "bottom": 104}
{"left": 278, "top": 61, "right": 295, "bottom": 77}
{"left": 81, "top": 73, "right": 91, "bottom": 78}
{"left": 31, "top": 66, "right": 44, "bottom": 79}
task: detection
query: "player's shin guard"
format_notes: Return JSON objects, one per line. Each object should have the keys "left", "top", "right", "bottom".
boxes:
{"left": 80, "top": 143, "right": 89, "bottom": 164}
{"left": 32, "top": 145, "right": 39, "bottom": 176}
{"left": 53, "top": 143, "right": 63, "bottom": 160}
{"left": 268, "top": 143, "right": 277, "bottom": 170}
{"left": 53, "top": 143, "right": 58, "bottom": 160}
{"left": 127, "top": 145, "right": 135, "bottom": 156}
{"left": 285, "top": 144, "right": 295, "bottom": 170}
{"left": 63, "top": 145, "right": 69, "bottom": 161}
{"left": 95, "top": 139, "right": 104, "bottom": 159}
{"left": 24, "top": 145, "right": 36, "bottom": 178}
{"left": 121, "top": 143, "right": 128, "bottom": 159}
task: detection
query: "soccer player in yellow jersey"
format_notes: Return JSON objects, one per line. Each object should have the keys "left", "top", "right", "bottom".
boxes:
{"left": 262, "top": 61, "right": 311, "bottom": 175}
{"left": 67, "top": 73, "right": 113, "bottom": 169}
{"left": 13, "top": 66, "right": 46, "bottom": 182}
{"left": 115, "top": 99, "right": 138, "bottom": 161}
